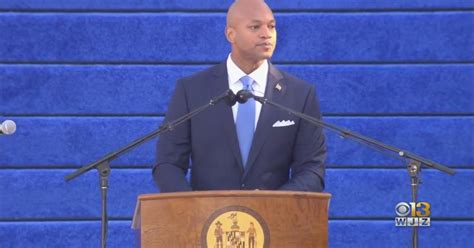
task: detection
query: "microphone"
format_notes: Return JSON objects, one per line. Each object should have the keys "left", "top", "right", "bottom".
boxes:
{"left": 236, "top": 90, "right": 254, "bottom": 103}
{"left": 1, "top": 120, "right": 16, "bottom": 135}
{"left": 211, "top": 89, "right": 238, "bottom": 106}
{"left": 236, "top": 90, "right": 265, "bottom": 104}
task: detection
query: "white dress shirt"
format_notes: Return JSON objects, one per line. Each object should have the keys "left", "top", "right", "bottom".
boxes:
{"left": 227, "top": 54, "right": 268, "bottom": 129}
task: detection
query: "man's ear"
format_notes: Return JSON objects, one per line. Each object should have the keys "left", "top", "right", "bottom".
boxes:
{"left": 225, "top": 27, "right": 235, "bottom": 43}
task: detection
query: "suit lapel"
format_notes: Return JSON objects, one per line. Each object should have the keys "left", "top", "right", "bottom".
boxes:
{"left": 243, "top": 62, "right": 285, "bottom": 178}
{"left": 210, "top": 62, "right": 245, "bottom": 171}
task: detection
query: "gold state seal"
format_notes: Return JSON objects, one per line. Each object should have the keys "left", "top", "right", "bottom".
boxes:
{"left": 201, "top": 206, "right": 270, "bottom": 248}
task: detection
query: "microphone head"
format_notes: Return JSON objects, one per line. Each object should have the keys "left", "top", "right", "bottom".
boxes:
{"left": 1, "top": 120, "right": 16, "bottom": 135}
{"left": 236, "top": 90, "right": 253, "bottom": 103}
{"left": 224, "top": 89, "right": 238, "bottom": 106}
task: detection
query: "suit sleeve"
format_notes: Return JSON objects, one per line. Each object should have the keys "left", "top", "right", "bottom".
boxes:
{"left": 152, "top": 79, "right": 193, "bottom": 192}
{"left": 279, "top": 85, "right": 327, "bottom": 192}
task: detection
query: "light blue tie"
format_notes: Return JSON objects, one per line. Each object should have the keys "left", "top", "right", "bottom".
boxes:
{"left": 236, "top": 75, "right": 256, "bottom": 167}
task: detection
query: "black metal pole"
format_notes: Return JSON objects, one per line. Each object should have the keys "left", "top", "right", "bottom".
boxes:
{"left": 63, "top": 90, "right": 235, "bottom": 247}
{"left": 97, "top": 161, "right": 110, "bottom": 248}
{"left": 408, "top": 160, "right": 421, "bottom": 248}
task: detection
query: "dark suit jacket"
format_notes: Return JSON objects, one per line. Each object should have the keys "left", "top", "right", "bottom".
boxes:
{"left": 153, "top": 61, "right": 327, "bottom": 192}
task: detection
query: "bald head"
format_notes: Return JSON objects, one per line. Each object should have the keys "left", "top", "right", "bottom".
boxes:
{"left": 226, "top": 0, "right": 273, "bottom": 28}
{"left": 225, "top": 0, "right": 276, "bottom": 74}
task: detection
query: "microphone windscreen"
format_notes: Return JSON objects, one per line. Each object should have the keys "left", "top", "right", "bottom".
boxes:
{"left": 224, "top": 90, "right": 238, "bottom": 106}
{"left": 236, "top": 90, "right": 253, "bottom": 103}
{"left": 1, "top": 120, "right": 16, "bottom": 135}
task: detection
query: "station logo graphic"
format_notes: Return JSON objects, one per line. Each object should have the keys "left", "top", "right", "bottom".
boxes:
{"left": 395, "top": 202, "right": 431, "bottom": 227}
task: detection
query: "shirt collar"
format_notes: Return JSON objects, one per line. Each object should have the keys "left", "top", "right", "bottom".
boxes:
{"left": 227, "top": 53, "right": 268, "bottom": 92}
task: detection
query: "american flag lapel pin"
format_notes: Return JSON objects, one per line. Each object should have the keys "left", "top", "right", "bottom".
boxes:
{"left": 275, "top": 83, "right": 282, "bottom": 91}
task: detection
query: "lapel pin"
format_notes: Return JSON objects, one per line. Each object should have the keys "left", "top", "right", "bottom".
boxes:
{"left": 275, "top": 83, "right": 282, "bottom": 91}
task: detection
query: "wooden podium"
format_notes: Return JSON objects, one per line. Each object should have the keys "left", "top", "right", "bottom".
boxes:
{"left": 132, "top": 190, "right": 331, "bottom": 248}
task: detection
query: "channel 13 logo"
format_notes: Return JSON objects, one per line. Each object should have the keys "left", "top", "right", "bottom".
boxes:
{"left": 395, "top": 202, "right": 431, "bottom": 227}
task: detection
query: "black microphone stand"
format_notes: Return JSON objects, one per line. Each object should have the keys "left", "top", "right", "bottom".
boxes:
{"left": 238, "top": 90, "right": 455, "bottom": 248}
{"left": 64, "top": 90, "right": 236, "bottom": 248}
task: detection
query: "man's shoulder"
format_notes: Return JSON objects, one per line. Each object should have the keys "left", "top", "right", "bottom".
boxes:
{"left": 273, "top": 65, "right": 315, "bottom": 91}
{"left": 179, "top": 62, "right": 225, "bottom": 85}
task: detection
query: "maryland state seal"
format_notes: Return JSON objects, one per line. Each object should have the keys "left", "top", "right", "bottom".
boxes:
{"left": 201, "top": 206, "right": 270, "bottom": 248}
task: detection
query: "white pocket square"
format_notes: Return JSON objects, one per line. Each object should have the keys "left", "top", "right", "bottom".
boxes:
{"left": 272, "top": 120, "right": 295, "bottom": 127}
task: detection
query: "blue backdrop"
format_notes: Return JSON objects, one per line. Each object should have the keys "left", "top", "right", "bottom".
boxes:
{"left": 0, "top": 1, "right": 473, "bottom": 247}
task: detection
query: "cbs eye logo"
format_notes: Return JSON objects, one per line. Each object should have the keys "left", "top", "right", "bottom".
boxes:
{"left": 395, "top": 202, "right": 431, "bottom": 217}
{"left": 395, "top": 202, "right": 431, "bottom": 227}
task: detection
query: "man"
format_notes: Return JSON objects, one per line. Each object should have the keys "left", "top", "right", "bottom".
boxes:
{"left": 214, "top": 221, "right": 224, "bottom": 248}
{"left": 153, "top": 0, "right": 326, "bottom": 192}
{"left": 247, "top": 222, "right": 257, "bottom": 248}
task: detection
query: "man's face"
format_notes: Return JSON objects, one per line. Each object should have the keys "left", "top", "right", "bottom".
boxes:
{"left": 227, "top": 6, "right": 277, "bottom": 64}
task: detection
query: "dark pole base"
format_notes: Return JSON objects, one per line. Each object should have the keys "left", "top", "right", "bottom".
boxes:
{"left": 97, "top": 161, "right": 111, "bottom": 248}
{"left": 408, "top": 160, "right": 421, "bottom": 248}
